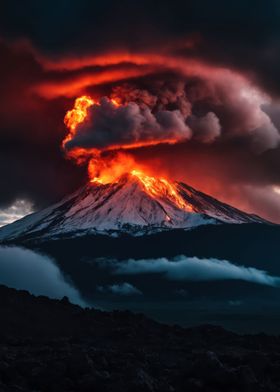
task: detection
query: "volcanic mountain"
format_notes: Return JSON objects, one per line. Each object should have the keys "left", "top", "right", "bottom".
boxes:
{"left": 0, "top": 171, "right": 265, "bottom": 243}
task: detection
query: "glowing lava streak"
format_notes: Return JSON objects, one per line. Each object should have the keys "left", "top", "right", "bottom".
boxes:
{"left": 131, "top": 170, "right": 193, "bottom": 212}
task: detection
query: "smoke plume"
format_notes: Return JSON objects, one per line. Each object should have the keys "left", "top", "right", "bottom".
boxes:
{"left": 64, "top": 97, "right": 191, "bottom": 152}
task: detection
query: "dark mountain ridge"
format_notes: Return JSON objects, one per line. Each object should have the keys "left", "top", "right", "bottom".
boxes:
{"left": 0, "top": 284, "right": 280, "bottom": 392}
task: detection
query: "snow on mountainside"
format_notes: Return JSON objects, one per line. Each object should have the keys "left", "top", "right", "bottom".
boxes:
{"left": 0, "top": 173, "right": 265, "bottom": 242}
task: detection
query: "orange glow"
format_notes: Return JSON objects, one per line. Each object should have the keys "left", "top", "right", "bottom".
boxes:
{"left": 110, "top": 97, "right": 121, "bottom": 107}
{"left": 102, "top": 138, "right": 180, "bottom": 151}
{"left": 37, "top": 37, "right": 200, "bottom": 71}
{"left": 89, "top": 155, "right": 193, "bottom": 212}
{"left": 64, "top": 95, "right": 95, "bottom": 131}
{"left": 63, "top": 95, "right": 122, "bottom": 149}
{"left": 88, "top": 153, "right": 138, "bottom": 184}
{"left": 34, "top": 49, "right": 246, "bottom": 101}
{"left": 35, "top": 67, "right": 152, "bottom": 99}
{"left": 63, "top": 95, "right": 95, "bottom": 147}
{"left": 131, "top": 170, "right": 193, "bottom": 211}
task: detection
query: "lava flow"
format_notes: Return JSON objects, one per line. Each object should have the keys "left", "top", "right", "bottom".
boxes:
{"left": 63, "top": 95, "right": 193, "bottom": 212}
{"left": 130, "top": 170, "right": 193, "bottom": 211}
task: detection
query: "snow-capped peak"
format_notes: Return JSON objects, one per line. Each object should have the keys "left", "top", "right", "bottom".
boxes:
{"left": 0, "top": 172, "right": 266, "bottom": 242}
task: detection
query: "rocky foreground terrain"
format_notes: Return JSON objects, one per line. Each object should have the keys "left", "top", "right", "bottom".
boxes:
{"left": 0, "top": 285, "right": 280, "bottom": 391}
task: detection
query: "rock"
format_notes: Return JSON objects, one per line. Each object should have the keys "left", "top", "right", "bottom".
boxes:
{"left": 185, "top": 377, "right": 204, "bottom": 391}
{"left": 0, "top": 285, "right": 279, "bottom": 392}
{"left": 190, "top": 351, "right": 234, "bottom": 387}
{"left": 61, "top": 296, "right": 70, "bottom": 304}
{"left": 246, "top": 352, "right": 270, "bottom": 375}
{"left": 66, "top": 352, "right": 94, "bottom": 377}
{"left": 234, "top": 365, "right": 258, "bottom": 390}
{"left": 127, "top": 368, "right": 155, "bottom": 392}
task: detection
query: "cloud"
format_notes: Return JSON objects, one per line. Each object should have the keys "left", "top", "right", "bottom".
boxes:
{"left": 97, "top": 282, "right": 142, "bottom": 296}
{"left": 188, "top": 112, "right": 221, "bottom": 143}
{"left": 111, "top": 81, "right": 192, "bottom": 116}
{"left": 186, "top": 72, "right": 280, "bottom": 152}
{"left": 106, "top": 256, "right": 280, "bottom": 287}
{"left": 0, "top": 199, "right": 33, "bottom": 227}
{"left": 65, "top": 97, "right": 191, "bottom": 152}
{"left": 0, "top": 246, "right": 86, "bottom": 306}
{"left": 228, "top": 300, "right": 242, "bottom": 306}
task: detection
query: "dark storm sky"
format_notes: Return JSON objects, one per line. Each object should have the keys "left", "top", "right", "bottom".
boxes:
{"left": 1, "top": 0, "right": 280, "bottom": 222}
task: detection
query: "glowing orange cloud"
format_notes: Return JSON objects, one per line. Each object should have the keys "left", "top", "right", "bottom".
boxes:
{"left": 35, "top": 36, "right": 200, "bottom": 71}
{"left": 27, "top": 34, "right": 252, "bottom": 101}
{"left": 35, "top": 51, "right": 249, "bottom": 88}
{"left": 34, "top": 66, "right": 153, "bottom": 99}
{"left": 63, "top": 95, "right": 95, "bottom": 146}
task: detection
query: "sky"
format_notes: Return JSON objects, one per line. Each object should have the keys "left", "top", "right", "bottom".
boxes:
{"left": 1, "top": 0, "right": 280, "bottom": 222}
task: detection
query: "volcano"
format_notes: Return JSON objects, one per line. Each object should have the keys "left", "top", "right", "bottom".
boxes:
{"left": 0, "top": 171, "right": 265, "bottom": 243}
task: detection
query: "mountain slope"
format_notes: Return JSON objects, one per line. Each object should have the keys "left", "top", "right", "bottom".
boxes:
{"left": 0, "top": 173, "right": 265, "bottom": 242}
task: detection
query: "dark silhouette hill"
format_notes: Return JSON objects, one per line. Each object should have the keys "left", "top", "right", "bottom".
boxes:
{"left": 0, "top": 284, "right": 280, "bottom": 391}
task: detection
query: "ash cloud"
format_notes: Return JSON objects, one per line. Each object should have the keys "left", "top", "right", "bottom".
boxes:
{"left": 188, "top": 112, "right": 221, "bottom": 143}
{"left": 65, "top": 73, "right": 280, "bottom": 156}
{"left": 106, "top": 256, "right": 280, "bottom": 288}
{"left": 65, "top": 97, "right": 191, "bottom": 151}
{"left": 189, "top": 75, "right": 280, "bottom": 152}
